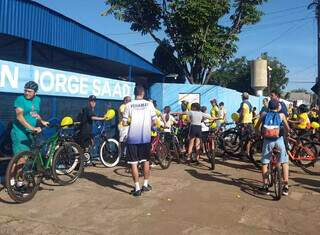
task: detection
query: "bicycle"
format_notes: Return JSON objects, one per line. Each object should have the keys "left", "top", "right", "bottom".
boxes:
{"left": 150, "top": 130, "right": 172, "bottom": 169}
{"left": 73, "top": 120, "right": 120, "bottom": 168}
{"left": 201, "top": 122, "right": 234, "bottom": 170}
{"left": 166, "top": 125, "right": 187, "bottom": 164}
{"left": 265, "top": 146, "right": 283, "bottom": 200}
{"left": 221, "top": 123, "right": 253, "bottom": 159}
{"left": 5, "top": 125, "right": 84, "bottom": 203}
{"left": 249, "top": 130, "right": 319, "bottom": 175}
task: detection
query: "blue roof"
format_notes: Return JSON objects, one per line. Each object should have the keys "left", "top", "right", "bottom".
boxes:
{"left": 0, "top": 0, "right": 163, "bottom": 75}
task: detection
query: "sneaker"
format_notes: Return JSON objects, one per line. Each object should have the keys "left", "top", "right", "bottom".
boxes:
{"left": 130, "top": 189, "right": 142, "bottom": 197}
{"left": 259, "top": 185, "right": 270, "bottom": 195}
{"left": 141, "top": 184, "right": 152, "bottom": 192}
{"left": 282, "top": 185, "right": 289, "bottom": 196}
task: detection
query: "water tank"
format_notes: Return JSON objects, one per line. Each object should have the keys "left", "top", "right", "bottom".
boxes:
{"left": 251, "top": 59, "right": 267, "bottom": 96}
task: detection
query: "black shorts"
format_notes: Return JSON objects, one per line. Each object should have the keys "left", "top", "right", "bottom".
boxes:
{"left": 202, "top": 131, "right": 209, "bottom": 140}
{"left": 127, "top": 143, "right": 151, "bottom": 164}
{"left": 189, "top": 125, "right": 202, "bottom": 138}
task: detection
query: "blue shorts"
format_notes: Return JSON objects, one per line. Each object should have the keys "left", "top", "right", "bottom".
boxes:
{"left": 262, "top": 136, "right": 288, "bottom": 164}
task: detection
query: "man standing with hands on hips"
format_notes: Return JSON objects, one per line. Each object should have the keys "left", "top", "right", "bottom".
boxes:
{"left": 122, "top": 85, "right": 157, "bottom": 197}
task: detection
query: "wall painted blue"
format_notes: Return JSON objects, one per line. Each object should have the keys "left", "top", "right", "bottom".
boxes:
{"left": 149, "top": 83, "right": 265, "bottom": 122}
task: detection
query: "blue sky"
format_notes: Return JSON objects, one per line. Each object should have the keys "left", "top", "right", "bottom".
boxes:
{"left": 34, "top": 0, "right": 317, "bottom": 91}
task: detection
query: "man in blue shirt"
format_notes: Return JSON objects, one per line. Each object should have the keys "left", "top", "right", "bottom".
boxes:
{"left": 11, "top": 81, "right": 49, "bottom": 155}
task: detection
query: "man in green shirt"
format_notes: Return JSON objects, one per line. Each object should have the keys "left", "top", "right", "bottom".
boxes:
{"left": 11, "top": 81, "right": 49, "bottom": 155}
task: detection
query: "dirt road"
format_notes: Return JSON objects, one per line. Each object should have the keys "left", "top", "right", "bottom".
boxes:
{"left": 0, "top": 158, "right": 319, "bottom": 235}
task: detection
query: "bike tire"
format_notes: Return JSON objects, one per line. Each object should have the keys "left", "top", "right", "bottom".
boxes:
{"left": 52, "top": 142, "right": 84, "bottom": 186}
{"left": 5, "top": 151, "right": 40, "bottom": 203}
{"left": 99, "top": 138, "right": 120, "bottom": 168}
{"left": 273, "top": 166, "right": 282, "bottom": 201}
{"left": 208, "top": 150, "right": 215, "bottom": 170}
{"left": 222, "top": 130, "right": 241, "bottom": 155}
{"left": 157, "top": 142, "right": 172, "bottom": 169}
{"left": 298, "top": 140, "right": 320, "bottom": 175}
{"left": 248, "top": 138, "right": 263, "bottom": 169}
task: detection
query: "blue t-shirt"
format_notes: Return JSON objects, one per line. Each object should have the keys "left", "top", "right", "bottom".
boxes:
{"left": 12, "top": 95, "right": 41, "bottom": 137}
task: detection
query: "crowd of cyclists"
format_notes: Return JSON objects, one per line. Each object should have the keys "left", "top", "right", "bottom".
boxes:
{"left": 2, "top": 81, "right": 320, "bottom": 202}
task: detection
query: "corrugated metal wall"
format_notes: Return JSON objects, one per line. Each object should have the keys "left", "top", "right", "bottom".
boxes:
{"left": 0, "top": 0, "right": 162, "bottom": 75}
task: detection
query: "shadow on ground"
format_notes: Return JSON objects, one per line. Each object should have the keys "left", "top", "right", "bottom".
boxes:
{"left": 185, "top": 169, "right": 276, "bottom": 201}
{"left": 291, "top": 177, "right": 320, "bottom": 193}
{"left": 82, "top": 171, "right": 133, "bottom": 194}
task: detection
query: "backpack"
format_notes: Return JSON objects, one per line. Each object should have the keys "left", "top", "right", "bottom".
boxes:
{"left": 262, "top": 112, "right": 282, "bottom": 139}
{"left": 237, "top": 100, "right": 253, "bottom": 113}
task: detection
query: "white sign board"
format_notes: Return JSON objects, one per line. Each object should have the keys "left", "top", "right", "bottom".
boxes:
{"left": 178, "top": 93, "right": 200, "bottom": 104}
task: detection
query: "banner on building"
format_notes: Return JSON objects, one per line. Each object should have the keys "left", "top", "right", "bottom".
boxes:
{"left": 0, "top": 59, "right": 134, "bottom": 100}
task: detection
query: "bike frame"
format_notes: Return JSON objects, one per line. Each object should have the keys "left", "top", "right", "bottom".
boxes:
{"left": 27, "top": 130, "right": 61, "bottom": 173}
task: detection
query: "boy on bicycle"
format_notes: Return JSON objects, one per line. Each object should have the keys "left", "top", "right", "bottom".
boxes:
{"left": 255, "top": 99, "right": 291, "bottom": 196}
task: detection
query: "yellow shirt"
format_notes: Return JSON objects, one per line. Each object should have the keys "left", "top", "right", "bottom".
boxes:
{"left": 240, "top": 103, "right": 252, "bottom": 124}
{"left": 118, "top": 104, "right": 126, "bottom": 128}
{"left": 210, "top": 105, "right": 219, "bottom": 118}
{"left": 297, "top": 112, "right": 310, "bottom": 129}
{"left": 151, "top": 108, "right": 162, "bottom": 137}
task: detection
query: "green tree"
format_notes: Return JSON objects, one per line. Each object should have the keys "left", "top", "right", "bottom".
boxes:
{"left": 102, "top": 0, "right": 268, "bottom": 84}
{"left": 210, "top": 53, "right": 289, "bottom": 95}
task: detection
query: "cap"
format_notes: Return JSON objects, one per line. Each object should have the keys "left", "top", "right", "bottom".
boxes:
{"left": 268, "top": 99, "right": 279, "bottom": 110}
{"left": 242, "top": 92, "right": 249, "bottom": 99}
{"left": 210, "top": 99, "right": 217, "bottom": 104}
{"left": 88, "top": 95, "right": 97, "bottom": 101}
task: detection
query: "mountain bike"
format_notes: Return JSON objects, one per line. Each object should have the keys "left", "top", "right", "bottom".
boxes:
{"left": 221, "top": 123, "right": 253, "bottom": 159}
{"left": 150, "top": 130, "right": 172, "bottom": 169}
{"left": 266, "top": 147, "right": 283, "bottom": 200}
{"left": 73, "top": 120, "right": 120, "bottom": 168}
{"left": 201, "top": 122, "right": 234, "bottom": 170}
{"left": 166, "top": 125, "right": 187, "bottom": 164}
{"left": 249, "top": 130, "right": 319, "bottom": 175}
{"left": 5, "top": 126, "right": 84, "bottom": 203}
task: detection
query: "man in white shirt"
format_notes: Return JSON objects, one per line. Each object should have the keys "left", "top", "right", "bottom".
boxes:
{"left": 123, "top": 85, "right": 157, "bottom": 197}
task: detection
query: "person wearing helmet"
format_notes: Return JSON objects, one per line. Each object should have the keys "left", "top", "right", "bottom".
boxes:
{"left": 255, "top": 99, "right": 291, "bottom": 196}
{"left": 77, "top": 95, "right": 106, "bottom": 148}
{"left": 289, "top": 104, "right": 310, "bottom": 135}
{"left": 11, "top": 81, "right": 49, "bottom": 155}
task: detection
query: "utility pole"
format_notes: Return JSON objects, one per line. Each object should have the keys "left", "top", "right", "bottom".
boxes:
{"left": 309, "top": 1, "right": 320, "bottom": 102}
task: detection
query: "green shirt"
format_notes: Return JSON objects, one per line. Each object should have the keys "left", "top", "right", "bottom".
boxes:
{"left": 12, "top": 95, "right": 41, "bottom": 137}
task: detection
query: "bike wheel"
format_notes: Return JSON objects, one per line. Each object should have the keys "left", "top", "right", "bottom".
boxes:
{"left": 99, "top": 138, "right": 120, "bottom": 167}
{"left": 157, "top": 142, "right": 172, "bottom": 169}
{"left": 222, "top": 130, "right": 241, "bottom": 155}
{"left": 273, "top": 166, "right": 282, "bottom": 201}
{"left": 5, "top": 151, "right": 40, "bottom": 203}
{"left": 248, "top": 138, "right": 263, "bottom": 169}
{"left": 297, "top": 140, "right": 320, "bottom": 175}
{"left": 207, "top": 150, "right": 215, "bottom": 170}
{"left": 52, "top": 142, "right": 84, "bottom": 186}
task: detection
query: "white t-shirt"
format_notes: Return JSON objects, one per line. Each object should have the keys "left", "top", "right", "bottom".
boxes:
{"left": 201, "top": 120, "right": 210, "bottom": 132}
{"left": 162, "top": 113, "right": 176, "bottom": 133}
{"left": 123, "top": 99, "right": 157, "bottom": 144}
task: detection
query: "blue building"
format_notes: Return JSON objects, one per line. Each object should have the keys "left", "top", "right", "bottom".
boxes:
{"left": 0, "top": 0, "right": 163, "bottom": 126}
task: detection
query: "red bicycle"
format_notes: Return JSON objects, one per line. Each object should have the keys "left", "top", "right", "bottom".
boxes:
{"left": 150, "top": 131, "right": 172, "bottom": 169}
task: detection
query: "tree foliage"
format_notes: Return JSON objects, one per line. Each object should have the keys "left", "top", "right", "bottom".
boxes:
{"left": 210, "top": 53, "right": 289, "bottom": 95}
{"left": 103, "top": 0, "right": 268, "bottom": 84}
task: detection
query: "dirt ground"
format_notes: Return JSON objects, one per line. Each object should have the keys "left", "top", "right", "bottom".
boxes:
{"left": 0, "top": 157, "right": 319, "bottom": 235}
